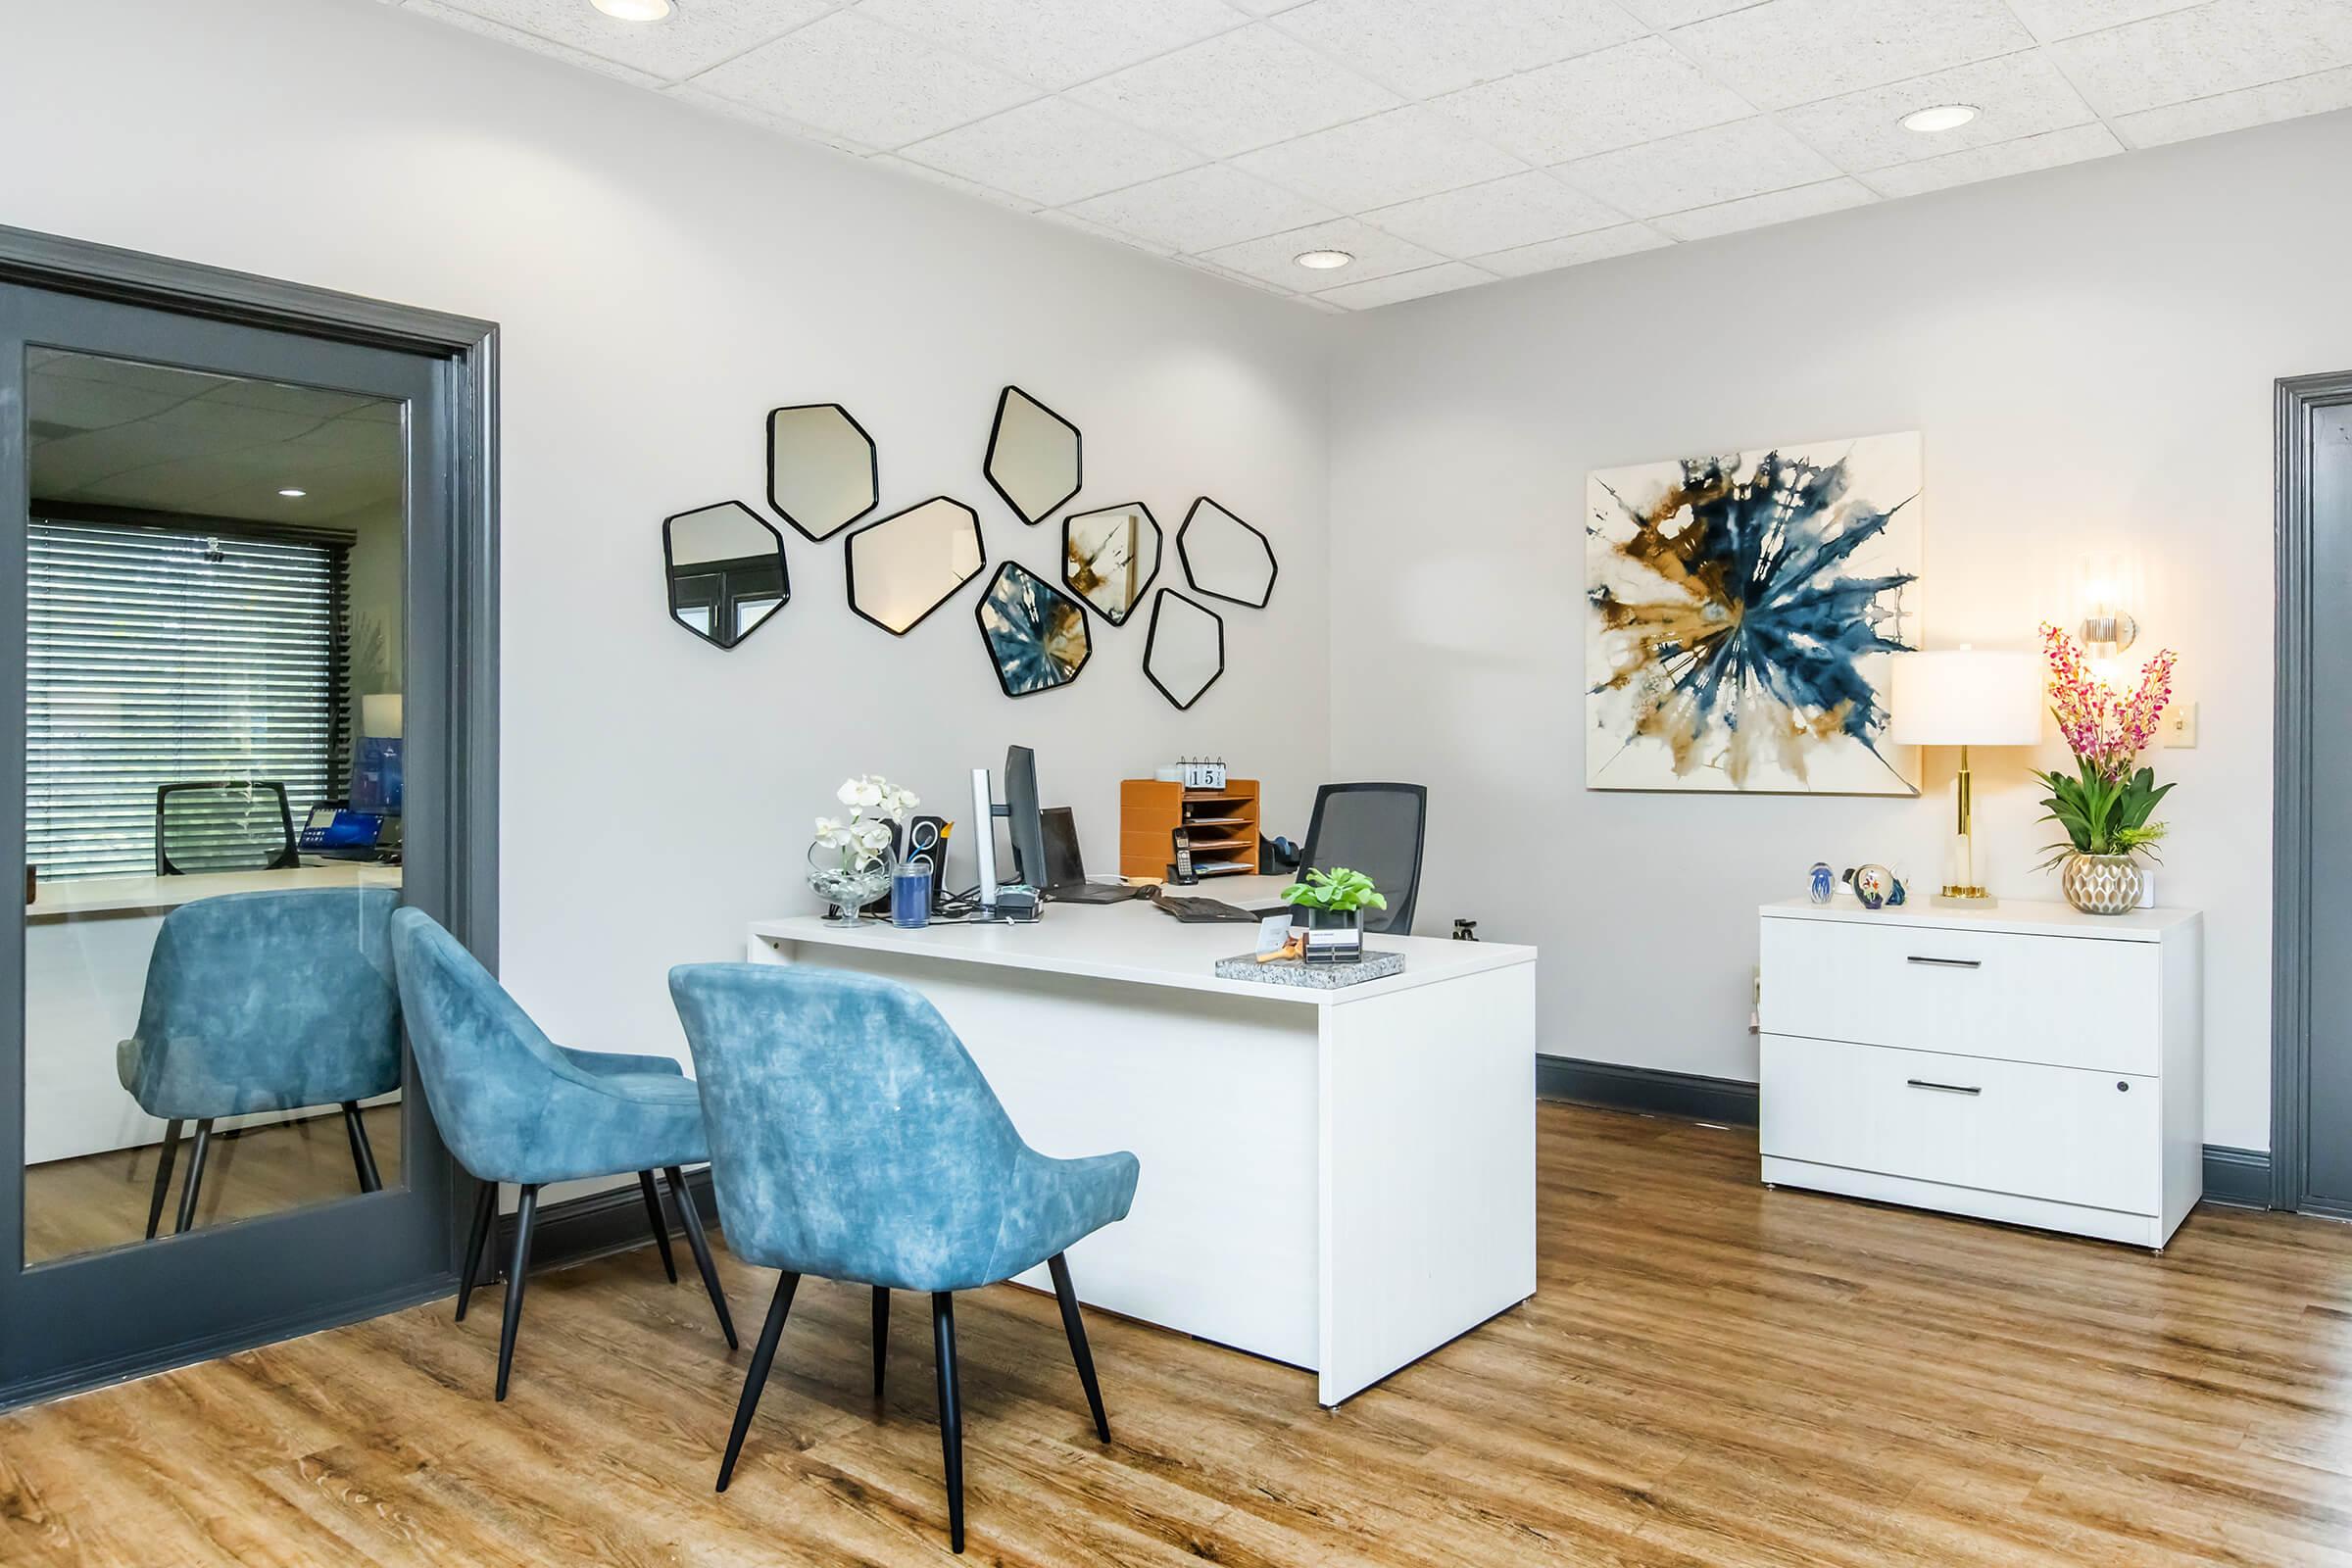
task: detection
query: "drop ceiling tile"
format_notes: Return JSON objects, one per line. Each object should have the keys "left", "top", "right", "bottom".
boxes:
{"left": 1269, "top": 0, "right": 1646, "bottom": 99}
{"left": 1613, "top": 0, "right": 1756, "bottom": 22}
{"left": 1474, "top": 221, "right": 1672, "bottom": 275}
{"left": 1858, "top": 122, "right": 2124, "bottom": 196}
{"left": 1313, "top": 262, "right": 1497, "bottom": 310}
{"left": 1227, "top": 0, "right": 1314, "bottom": 11}
{"left": 1232, "top": 104, "right": 1527, "bottom": 211}
{"left": 2000, "top": 0, "right": 2202, "bottom": 41}
{"left": 1061, "top": 164, "right": 1338, "bottom": 254}
{"left": 1670, "top": 0, "right": 2034, "bottom": 110}
{"left": 2112, "top": 62, "right": 2352, "bottom": 146}
{"left": 2044, "top": 0, "right": 2352, "bottom": 117}
{"left": 1171, "top": 252, "right": 1305, "bottom": 296}
{"left": 866, "top": 153, "right": 1040, "bottom": 211}
{"left": 898, "top": 97, "right": 1204, "bottom": 208}
{"left": 1432, "top": 37, "right": 1757, "bottom": 165}
{"left": 1032, "top": 208, "right": 1180, "bottom": 255}
{"left": 664, "top": 84, "right": 879, "bottom": 156}
{"left": 691, "top": 12, "right": 1037, "bottom": 152}
{"left": 420, "top": 0, "right": 829, "bottom": 80}
{"left": 1779, "top": 50, "right": 2096, "bottom": 171}
{"left": 1365, "top": 171, "right": 1623, "bottom": 257}
{"left": 1555, "top": 117, "right": 1840, "bottom": 217}
{"left": 401, "top": 1, "right": 666, "bottom": 86}
{"left": 1649, "top": 175, "right": 1876, "bottom": 238}
{"left": 1067, "top": 24, "right": 1398, "bottom": 159}
{"left": 1200, "top": 217, "right": 1448, "bottom": 289}
{"left": 851, "top": 0, "right": 1245, "bottom": 90}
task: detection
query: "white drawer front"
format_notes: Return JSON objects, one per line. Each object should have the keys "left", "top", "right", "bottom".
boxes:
{"left": 1761, "top": 1034, "right": 2160, "bottom": 1216}
{"left": 1758, "top": 917, "right": 2160, "bottom": 1075}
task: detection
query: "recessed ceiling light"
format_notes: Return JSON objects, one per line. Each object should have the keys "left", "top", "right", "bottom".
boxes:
{"left": 277, "top": 488, "right": 307, "bottom": 498}
{"left": 591, "top": 0, "right": 673, "bottom": 20}
{"left": 1293, "top": 249, "right": 1353, "bottom": 271}
{"left": 1900, "top": 103, "right": 1979, "bottom": 134}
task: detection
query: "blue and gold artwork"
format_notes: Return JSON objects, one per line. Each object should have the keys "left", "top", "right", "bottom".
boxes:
{"left": 1587, "top": 432, "right": 1922, "bottom": 794}
{"left": 976, "top": 562, "right": 1090, "bottom": 698}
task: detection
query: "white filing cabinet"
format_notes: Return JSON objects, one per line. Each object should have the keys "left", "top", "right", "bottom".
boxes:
{"left": 1757, "top": 898, "right": 2203, "bottom": 1250}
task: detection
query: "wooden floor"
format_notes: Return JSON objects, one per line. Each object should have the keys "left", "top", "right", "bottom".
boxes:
{"left": 23, "top": 1103, "right": 403, "bottom": 1265}
{"left": 6, "top": 1102, "right": 2352, "bottom": 1565}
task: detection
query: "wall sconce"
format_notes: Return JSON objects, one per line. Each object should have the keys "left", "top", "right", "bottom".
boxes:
{"left": 2077, "top": 553, "right": 2140, "bottom": 660}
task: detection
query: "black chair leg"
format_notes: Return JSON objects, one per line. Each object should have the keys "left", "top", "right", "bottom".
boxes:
{"left": 456, "top": 1179, "right": 497, "bottom": 1323}
{"left": 144, "top": 1119, "right": 183, "bottom": 1241}
{"left": 717, "top": 1272, "right": 799, "bottom": 1493}
{"left": 1048, "top": 1253, "right": 1111, "bottom": 1443}
{"left": 342, "top": 1102, "right": 383, "bottom": 1194}
{"left": 637, "top": 1170, "right": 678, "bottom": 1283}
{"left": 933, "top": 1291, "right": 964, "bottom": 1554}
{"left": 871, "top": 1287, "right": 890, "bottom": 1397}
{"left": 495, "top": 1184, "right": 539, "bottom": 1401}
{"left": 664, "top": 1166, "right": 737, "bottom": 1348}
{"left": 172, "top": 1119, "right": 215, "bottom": 1235}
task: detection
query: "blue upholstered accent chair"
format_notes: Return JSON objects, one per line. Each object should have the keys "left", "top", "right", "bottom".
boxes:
{"left": 668, "top": 961, "right": 1140, "bottom": 1554}
{"left": 118, "top": 887, "right": 402, "bottom": 1240}
{"left": 389, "top": 907, "right": 738, "bottom": 1399}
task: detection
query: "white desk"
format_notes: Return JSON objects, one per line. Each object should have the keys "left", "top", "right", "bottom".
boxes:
{"left": 746, "top": 894, "right": 1538, "bottom": 1406}
{"left": 26, "top": 863, "right": 404, "bottom": 1165}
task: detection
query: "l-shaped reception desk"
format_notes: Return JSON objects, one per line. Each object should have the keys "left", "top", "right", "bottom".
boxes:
{"left": 747, "top": 884, "right": 1537, "bottom": 1406}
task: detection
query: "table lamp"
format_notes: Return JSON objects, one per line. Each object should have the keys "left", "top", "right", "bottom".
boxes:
{"left": 1889, "top": 648, "right": 2043, "bottom": 907}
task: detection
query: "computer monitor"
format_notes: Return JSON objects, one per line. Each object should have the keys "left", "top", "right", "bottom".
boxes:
{"left": 1003, "top": 745, "right": 1046, "bottom": 890}
{"left": 968, "top": 745, "right": 1048, "bottom": 921}
{"left": 1039, "top": 806, "right": 1085, "bottom": 889}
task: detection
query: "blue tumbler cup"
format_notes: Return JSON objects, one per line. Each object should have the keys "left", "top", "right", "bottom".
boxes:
{"left": 892, "top": 861, "right": 933, "bottom": 928}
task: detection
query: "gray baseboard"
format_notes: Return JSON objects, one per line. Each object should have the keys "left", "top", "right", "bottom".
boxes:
{"left": 1536, "top": 1054, "right": 2276, "bottom": 1210}
{"left": 491, "top": 1166, "right": 719, "bottom": 1273}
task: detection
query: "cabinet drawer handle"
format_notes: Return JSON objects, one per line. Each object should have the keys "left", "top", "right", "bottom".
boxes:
{"left": 1906, "top": 1079, "right": 1983, "bottom": 1096}
{"left": 1905, "top": 956, "right": 1982, "bottom": 969}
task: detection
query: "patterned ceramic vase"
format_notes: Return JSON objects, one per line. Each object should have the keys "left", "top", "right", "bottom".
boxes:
{"left": 2061, "top": 854, "right": 2143, "bottom": 915}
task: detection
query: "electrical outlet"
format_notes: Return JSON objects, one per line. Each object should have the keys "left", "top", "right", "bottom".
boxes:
{"left": 2161, "top": 700, "right": 2197, "bottom": 749}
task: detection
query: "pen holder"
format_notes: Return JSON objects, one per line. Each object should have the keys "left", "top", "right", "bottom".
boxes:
{"left": 891, "top": 864, "right": 933, "bottom": 928}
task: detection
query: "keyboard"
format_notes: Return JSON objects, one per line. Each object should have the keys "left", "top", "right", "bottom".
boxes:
{"left": 1151, "top": 892, "right": 1266, "bottom": 924}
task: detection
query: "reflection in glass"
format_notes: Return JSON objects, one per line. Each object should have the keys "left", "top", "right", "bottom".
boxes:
{"left": 22, "top": 349, "right": 408, "bottom": 1264}
{"left": 1178, "top": 496, "right": 1278, "bottom": 609}
{"left": 977, "top": 562, "right": 1091, "bottom": 698}
{"left": 984, "top": 386, "right": 1080, "bottom": 525}
{"left": 847, "top": 497, "right": 986, "bottom": 635}
{"left": 1143, "top": 589, "right": 1225, "bottom": 710}
{"left": 664, "top": 501, "right": 788, "bottom": 650}
{"left": 1062, "top": 502, "right": 1159, "bottom": 627}
{"left": 766, "top": 403, "right": 877, "bottom": 541}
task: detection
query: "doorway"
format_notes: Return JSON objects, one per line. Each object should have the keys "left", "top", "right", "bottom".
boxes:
{"left": 2274, "top": 369, "right": 2352, "bottom": 1216}
{"left": 0, "top": 226, "right": 497, "bottom": 1405}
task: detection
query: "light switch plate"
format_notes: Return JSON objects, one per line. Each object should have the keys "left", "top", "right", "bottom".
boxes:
{"left": 2161, "top": 700, "right": 2197, "bottom": 748}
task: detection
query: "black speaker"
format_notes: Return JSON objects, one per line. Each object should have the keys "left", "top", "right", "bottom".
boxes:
{"left": 902, "top": 815, "right": 952, "bottom": 906}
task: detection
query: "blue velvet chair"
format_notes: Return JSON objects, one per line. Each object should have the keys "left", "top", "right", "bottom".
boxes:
{"left": 389, "top": 907, "right": 738, "bottom": 1399}
{"left": 118, "top": 887, "right": 402, "bottom": 1240}
{"left": 668, "top": 961, "right": 1140, "bottom": 1553}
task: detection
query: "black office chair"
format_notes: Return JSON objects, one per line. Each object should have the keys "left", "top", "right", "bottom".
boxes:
{"left": 1298, "top": 783, "right": 1427, "bottom": 936}
{"left": 155, "top": 781, "right": 300, "bottom": 876}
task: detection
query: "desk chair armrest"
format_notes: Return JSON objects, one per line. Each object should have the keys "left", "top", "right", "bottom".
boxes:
{"left": 558, "top": 1045, "right": 686, "bottom": 1082}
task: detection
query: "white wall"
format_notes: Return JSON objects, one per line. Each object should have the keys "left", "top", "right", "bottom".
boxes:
{"left": 1327, "top": 111, "right": 2352, "bottom": 1151}
{"left": 0, "top": 0, "right": 1331, "bottom": 1063}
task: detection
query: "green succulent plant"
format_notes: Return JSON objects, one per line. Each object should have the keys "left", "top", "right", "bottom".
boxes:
{"left": 1280, "top": 866, "right": 1388, "bottom": 914}
{"left": 2034, "top": 757, "right": 2174, "bottom": 868}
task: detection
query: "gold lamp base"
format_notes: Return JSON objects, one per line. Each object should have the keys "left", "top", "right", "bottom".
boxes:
{"left": 1933, "top": 886, "right": 1997, "bottom": 907}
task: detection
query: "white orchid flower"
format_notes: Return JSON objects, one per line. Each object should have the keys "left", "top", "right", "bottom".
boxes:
{"left": 835, "top": 779, "right": 861, "bottom": 808}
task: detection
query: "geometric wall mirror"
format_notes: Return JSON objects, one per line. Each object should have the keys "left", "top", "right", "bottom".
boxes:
{"left": 766, "top": 403, "right": 878, "bottom": 541}
{"left": 976, "top": 561, "right": 1091, "bottom": 699}
{"left": 846, "top": 496, "right": 986, "bottom": 636}
{"left": 983, "top": 385, "right": 1080, "bottom": 526}
{"left": 1061, "top": 501, "right": 1159, "bottom": 627}
{"left": 663, "top": 501, "right": 789, "bottom": 650}
{"left": 1177, "top": 496, "right": 1276, "bottom": 609}
{"left": 1142, "top": 588, "right": 1224, "bottom": 710}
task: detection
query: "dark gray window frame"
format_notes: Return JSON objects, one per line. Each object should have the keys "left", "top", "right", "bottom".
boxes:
{"left": 0, "top": 223, "right": 498, "bottom": 1407}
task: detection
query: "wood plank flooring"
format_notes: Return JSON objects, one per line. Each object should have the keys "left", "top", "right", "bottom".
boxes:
{"left": 6, "top": 1102, "right": 2352, "bottom": 1565}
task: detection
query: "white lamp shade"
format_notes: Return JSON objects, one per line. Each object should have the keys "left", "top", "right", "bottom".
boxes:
{"left": 1888, "top": 650, "right": 2041, "bottom": 747}
{"left": 361, "top": 693, "right": 404, "bottom": 739}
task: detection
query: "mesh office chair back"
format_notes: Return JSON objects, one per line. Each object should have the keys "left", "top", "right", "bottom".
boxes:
{"left": 1298, "top": 782, "right": 1427, "bottom": 936}
{"left": 155, "top": 780, "right": 300, "bottom": 876}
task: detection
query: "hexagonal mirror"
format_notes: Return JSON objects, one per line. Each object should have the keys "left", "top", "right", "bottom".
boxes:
{"left": 766, "top": 403, "right": 877, "bottom": 541}
{"left": 1178, "top": 497, "right": 1277, "bottom": 609}
{"left": 984, "top": 386, "right": 1080, "bottom": 526}
{"left": 1062, "top": 502, "right": 1159, "bottom": 627}
{"left": 664, "top": 501, "right": 788, "bottom": 650}
{"left": 846, "top": 497, "right": 986, "bottom": 635}
{"left": 1143, "top": 589, "right": 1224, "bottom": 710}
{"left": 976, "top": 562, "right": 1090, "bottom": 698}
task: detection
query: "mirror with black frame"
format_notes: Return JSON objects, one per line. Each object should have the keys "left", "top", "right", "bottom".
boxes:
{"left": 1179, "top": 496, "right": 1277, "bottom": 609}
{"left": 21, "top": 349, "right": 409, "bottom": 1266}
{"left": 1062, "top": 502, "right": 1159, "bottom": 627}
{"left": 983, "top": 386, "right": 1080, "bottom": 526}
{"left": 664, "top": 501, "right": 789, "bottom": 649}
{"left": 1143, "top": 589, "right": 1226, "bottom": 710}
{"left": 765, "top": 403, "right": 876, "bottom": 541}
{"left": 846, "top": 496, "right": 986, "bottom": 635}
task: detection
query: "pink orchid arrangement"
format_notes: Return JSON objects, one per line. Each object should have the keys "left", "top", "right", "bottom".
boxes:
{"left": 2039, "top": 621, "right": 2178, "bottom": 782}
